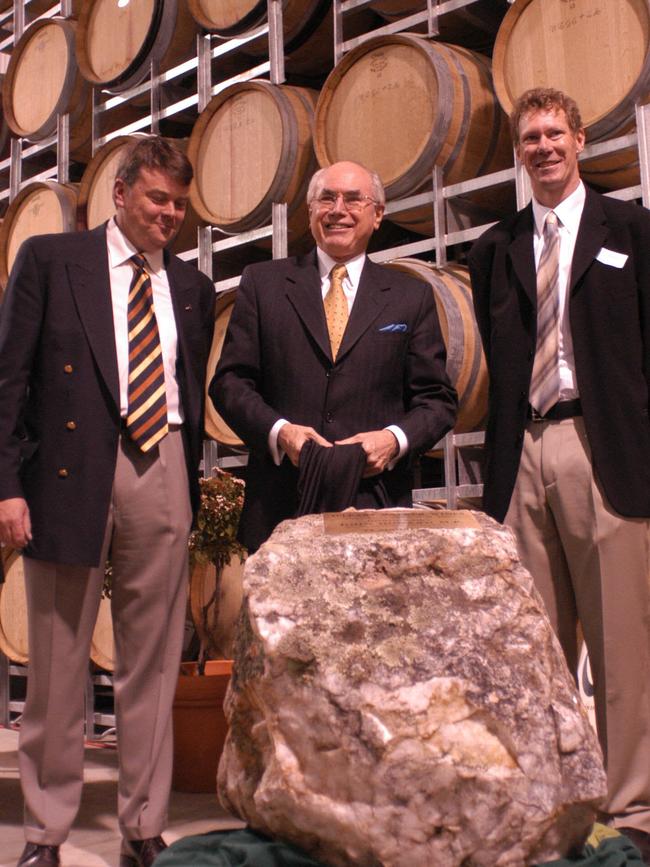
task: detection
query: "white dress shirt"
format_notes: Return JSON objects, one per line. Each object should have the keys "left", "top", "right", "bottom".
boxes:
{"left": 106, "top": 218, "right": 183, "bottom": 423}
{"left": 268, "top": 248, "right": 408, "bottom": 466}
{"left": 531, "top": 181, "right": 586, "bottom": 401}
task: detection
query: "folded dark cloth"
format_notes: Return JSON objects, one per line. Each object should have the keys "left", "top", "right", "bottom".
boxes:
{"left": 296, "top": 440, "right": 366, "bottom": 517}
{"left": 155, "top": 828, "right": 644, "bottom": 867}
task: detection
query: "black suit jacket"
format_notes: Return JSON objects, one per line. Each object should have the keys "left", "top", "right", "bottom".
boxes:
{"left": 0, "top": 224, "right": 215, "bottom": 567}
{"left": 469, "top": 185, "right": 650, "bottom": 522}
{"left": 209, "top": 250, "right": 457, "bottom": 552}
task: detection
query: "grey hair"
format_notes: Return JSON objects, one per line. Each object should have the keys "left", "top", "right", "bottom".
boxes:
{"left": 307, "top": 162, "right": 386, "bottom": 207}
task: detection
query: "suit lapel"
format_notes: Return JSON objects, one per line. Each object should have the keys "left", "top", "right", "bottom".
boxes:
{"left": 507, "top": 189, "right": 611, "bottom": 306}
{"left": 570, "top": 187, "right": 609, "bottom": 292}
{"left": 507, "top": 205, "right": 537, "bottom": 306}
{"left": 285, "top": 251, "right": 332, "bottom": 360}
{"left": 166, "top": 253, "right": 199, "bottom": 357}
{"left": 337, "top": 258, "right": 391, "bottom": 361}
{"left": 67, "top": 225, "right": 120, "bottom": 411}
{"left": 284, "top": 252, "right": 392, "bottom": 363}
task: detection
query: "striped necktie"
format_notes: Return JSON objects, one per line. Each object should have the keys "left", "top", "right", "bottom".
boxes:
{"left": 529, "top": 211, "right": 562, "bottom": 416}
{"left": 125, "top": 253, "right": 168, "bottom": 452}
{"left": 324, "top": 263, "right": 349, "bottom": 360}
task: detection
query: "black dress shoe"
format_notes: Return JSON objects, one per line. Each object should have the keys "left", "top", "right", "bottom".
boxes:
{"left": 16, "top": 843, "right": 60, "bottom": 867}
{"left": 620, "top": 827, "right": 650, "bottom": 864}
{"left": 120, "top": 836, "right": 168, "bottom": 867}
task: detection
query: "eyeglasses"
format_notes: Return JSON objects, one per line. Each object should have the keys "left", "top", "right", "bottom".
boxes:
{"left": 312, "top": 191, "right": 378, "bottom": 212}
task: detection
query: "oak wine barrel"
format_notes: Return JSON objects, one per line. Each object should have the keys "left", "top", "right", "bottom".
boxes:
{"left": 578, "top": 639, "right": 597, "bottom": 733}
{"left": 0, "top": 0, "right": 85, "bottom": 11}
{"left": 188, "top": 0, "right": 320, "bottom": 39}
{"left": 0, "top": 181, "right": 78, "bottom": 292}
{"left": 0, "top": 0, "right": 81, "bottom": 13}
{"left": 188, "top": 80, "right": 317, "bottom": 244}
{"left": 368, "top": 0, "right": 510, "bottom": 51}
{"left": 189, "top": 556, "right": 245, "bottom": 661}
{"left": 383, "top": 259, "right": 488, "bottom": 433}
{"left": 492, "top": 0, "right": 650, "bottom": 189}
{"left": 314, "top": 34, "right": 512, "bottom": 235}
{"left": 2, "top": 17, "right": 92, "bottom": 161}
{"left": 77, "top": 135, "right": 132, "bottom": 233}
{"left": 188, "top": 0, "right": 377, "bottom": 77}
{"left": 76, "top": 0, "right": 196, "bottom": 93}
{"left": 0, "top": 549, "right": 28, "bottom": 665}
{"left": 90, "top": 596, "right": 115, "bottom": 672}
{"left": 0, "top": 548, "right": 114, "bottom": 669}
{"left": 204, "top": 289, "right": 243, "bottom": 447}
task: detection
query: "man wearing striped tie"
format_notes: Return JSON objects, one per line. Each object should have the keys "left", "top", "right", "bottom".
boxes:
{"left": 0, "top": 137, "right": 216, "bottom": 867}
{"left": 469, "top": 88, "right": 650, "bottom": 859}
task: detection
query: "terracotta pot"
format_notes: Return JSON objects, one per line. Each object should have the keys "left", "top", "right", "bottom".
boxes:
{"left": 172, "top": 659, "right": 232, "bottom": 793}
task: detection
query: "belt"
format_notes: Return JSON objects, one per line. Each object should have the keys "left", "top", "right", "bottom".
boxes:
{"left": 528, "top": 399, "right": 582, "bottom": 422}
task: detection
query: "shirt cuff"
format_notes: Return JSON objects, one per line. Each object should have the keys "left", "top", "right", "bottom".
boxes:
{"left": 268, "top": 418, "right": 289, "bottom": 466}
{"left": 385, "top": 425, "right": 408, "bottom": 471}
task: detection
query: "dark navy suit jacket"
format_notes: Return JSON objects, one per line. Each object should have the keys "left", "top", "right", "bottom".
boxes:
{"left": 210, "top": 249, "right": 458, "bottom": 552}
{"left": 0, "top": 224, "right": 215, "bottom": 566}
{"left": 469, "top": 186, "right": 650, "bottom": 522}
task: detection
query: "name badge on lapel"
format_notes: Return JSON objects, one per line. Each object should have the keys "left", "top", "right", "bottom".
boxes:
{"left": 596, "top": 247, "right": 628, "bottom": 269}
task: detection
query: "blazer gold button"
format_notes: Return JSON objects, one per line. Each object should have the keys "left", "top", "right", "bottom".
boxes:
{"left": 64, "top": 364, "right": 73, "bottom": 373}
{"left": 66, "top": 421, "right": 76, "bottom": 430}
{"left": 58, "top": 468, "right": 69, "bottom": 478}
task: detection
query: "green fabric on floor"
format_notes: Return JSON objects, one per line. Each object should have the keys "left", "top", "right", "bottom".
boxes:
{"left": 155, "top": 827, "right": 645, "bottom": 867}
{"left": 535, "top": 835, "right": 644, "bottom": 865}
{"left": 156, "top": 828, "right": 326, "bottom": 866}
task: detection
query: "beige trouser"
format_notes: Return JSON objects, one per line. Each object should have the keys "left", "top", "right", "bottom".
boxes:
{"left": 505, "top": 417, "right": 650, "bottom": 832}
{"left": 19, "top": 428, "right": 192, "bottom": 845}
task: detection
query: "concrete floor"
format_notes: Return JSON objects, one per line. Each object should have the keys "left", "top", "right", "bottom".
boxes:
{"left": 0, "top": 726, "right": 243, "bottom": 867}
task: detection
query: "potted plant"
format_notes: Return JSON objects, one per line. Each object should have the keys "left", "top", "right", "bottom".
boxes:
{"left": 188, "top": 467, "right": 246, "bottom": 671}
{"left": 172, "top": 467, "right": 246, "bottom": 793}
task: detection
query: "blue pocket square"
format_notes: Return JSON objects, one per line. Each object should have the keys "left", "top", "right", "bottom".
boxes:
{"left": 378, "top": 323, "right": 408, "bottom": 333}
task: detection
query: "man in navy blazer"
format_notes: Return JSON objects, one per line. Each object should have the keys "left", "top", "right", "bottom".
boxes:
{"left": 0, "top": 138, "right": 215, "bottom": 867}
{"left": 210, "top": 161, "right": 457, "bottom": 553}
{"left": 469, "top": 88, "right": 650, "bottom": 857}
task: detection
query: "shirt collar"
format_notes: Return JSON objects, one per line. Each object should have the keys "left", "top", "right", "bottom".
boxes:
{"left": 316, "top": 248, "right": 366, "bottom": 287}
{"left": 532, "top": 180, "right": 585, "bottom": 238}
{"left": 106, "top": 217, "right": 165, "bottom": 274}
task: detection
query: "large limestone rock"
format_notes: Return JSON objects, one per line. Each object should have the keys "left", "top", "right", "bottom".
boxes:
{"left": 218, "top": 509, "right": 606, "bottom": 867}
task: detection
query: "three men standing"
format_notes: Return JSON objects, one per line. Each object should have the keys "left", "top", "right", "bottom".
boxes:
{"left": 5, "top": 85, "right": 644, "bottom": 866}
{"left": 0, "top": 138, "right": 216, "bottom": 867}
{"left": 470, "top": 88, "right": 650, "bottom": 858}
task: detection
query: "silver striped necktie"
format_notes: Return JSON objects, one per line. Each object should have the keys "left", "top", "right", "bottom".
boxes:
{"left": 529, "top": 211, "right": 562, "bottom": 416}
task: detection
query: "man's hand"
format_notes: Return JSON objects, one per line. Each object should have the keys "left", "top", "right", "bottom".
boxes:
{"left": 277, "top": 423, "right": 333, "bottom": 467}
{"left": 336, "top": 429, "right": 399, "bottom": 477}
{"left": 0, "top": 497, "right": 32, "bottom": 550}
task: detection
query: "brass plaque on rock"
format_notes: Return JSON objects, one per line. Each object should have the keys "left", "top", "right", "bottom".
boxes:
{"left": 322, "top": 509, "right": 480, "bottom": 535}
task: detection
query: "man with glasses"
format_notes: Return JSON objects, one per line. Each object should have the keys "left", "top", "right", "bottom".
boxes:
{"left": 211, "top": 160, "right": 457, "bottom": 553}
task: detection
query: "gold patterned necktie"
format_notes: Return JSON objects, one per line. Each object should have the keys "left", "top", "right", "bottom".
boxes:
{"left": 529, "top": 211, "right": 562, "bottom": 416}
{"left": 323, "top": 263, "right": 349, "bottom": 360}
{"left": 125, "top": 253, "right": 169, "bottom": 452}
